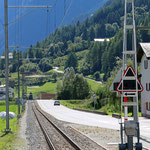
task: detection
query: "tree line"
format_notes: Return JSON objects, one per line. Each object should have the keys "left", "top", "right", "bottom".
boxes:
{"left": 0, "top": 0, "right": 150, "bottom": 82}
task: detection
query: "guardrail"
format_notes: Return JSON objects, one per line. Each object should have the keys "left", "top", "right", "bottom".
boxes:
{"left": 112, "top": 113, "right": 121, "bottom": 119}
{"left": 73, "top": 108, "right": 107, "bottom": 115}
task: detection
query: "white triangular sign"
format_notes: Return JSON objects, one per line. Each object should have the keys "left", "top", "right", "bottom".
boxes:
{"left": 117, "top": 66, "right": 143, "bottom": 92}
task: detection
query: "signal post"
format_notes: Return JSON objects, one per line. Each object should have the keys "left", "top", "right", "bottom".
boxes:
{"left": 110, "top": 0, "right": 144, "bottom": 149}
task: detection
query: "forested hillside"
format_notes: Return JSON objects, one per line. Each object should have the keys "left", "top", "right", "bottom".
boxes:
{"left": 1, "top": 0, "right": 150, "bottom": 81}
{"left": 0, "top": 0, "right": 107, "bottom": 54}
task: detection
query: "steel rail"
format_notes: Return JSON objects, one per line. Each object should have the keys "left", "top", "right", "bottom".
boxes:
{"left": 32, "top": 105, "right": 56, "bottom": 150}
{"left": 34, "top": 104, "right": 83, "bottom": 150}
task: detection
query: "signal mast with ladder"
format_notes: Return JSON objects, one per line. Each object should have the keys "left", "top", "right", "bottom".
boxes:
{"left": 116, "top": 0, "right": 143, "bottom": 149}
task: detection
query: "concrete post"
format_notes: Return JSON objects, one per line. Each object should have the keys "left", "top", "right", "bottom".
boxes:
{"left": 4, "top": 0, "right": 10, "bottom": 132}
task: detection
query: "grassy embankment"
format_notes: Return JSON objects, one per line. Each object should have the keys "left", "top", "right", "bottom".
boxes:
{"left": 60, "top": 79, "right": 103, "bottom": 110}
{"left": 59, "top": 79, "right": 141, "bottom": 116}
{"left": 26, "top": 75, "right": 103, "bottom": 112}
{"left": 0, "top": 101, "right": 22, "bottom": 149}
{"left": 27, "top": 81, "right": 57, "bottom": 98}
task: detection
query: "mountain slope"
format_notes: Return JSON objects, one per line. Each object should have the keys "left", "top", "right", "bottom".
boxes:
{"left": 23, "top": 0, "right": 150, "bottom": 80}
{"left": 0, "top": 0, "right": 108, "bottom": 54}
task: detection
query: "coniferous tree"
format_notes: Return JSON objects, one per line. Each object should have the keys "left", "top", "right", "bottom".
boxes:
{"left": 28, "top": 45, "right": 34, "bottom": 59}
{"left": 57, "top": 68, "right": 90, "bottom": 99}
{"left": 39, "top": 58, "right": 52, "bottom": 72}
{"left": 64, "top": 52, "right": 78, "bottom": 72}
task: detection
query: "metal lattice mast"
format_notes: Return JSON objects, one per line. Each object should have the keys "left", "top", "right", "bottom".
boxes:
{"left": 119, "top": 0, "right": 142, "bottom": 149}
{"left": 122, "top": 0, "right": 139, "bottom": 122}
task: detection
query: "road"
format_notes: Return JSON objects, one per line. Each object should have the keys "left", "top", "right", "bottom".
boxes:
{"left": 37, "top": 100, "right": 120, "bottom": 130}
{"left": 53, "top": 67, "right": 64, "bottom": 74}
{"left": 37, "top": 100, "right": 150, "bottom": 140}
{"left": 85, "top": 77, "right": 103, "bottom": 84}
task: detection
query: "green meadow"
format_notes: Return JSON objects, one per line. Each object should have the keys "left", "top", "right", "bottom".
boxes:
{"left": 0, "top": 101, "right": 21, "bottom": 150}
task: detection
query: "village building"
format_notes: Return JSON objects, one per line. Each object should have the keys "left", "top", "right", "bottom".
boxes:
{"left": 137, "top": 43, "right": 150, "bottom": 118}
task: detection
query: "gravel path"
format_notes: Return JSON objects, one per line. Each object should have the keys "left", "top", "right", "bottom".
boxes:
{"left": 16, "top": 101, "right": 49, "bottom": 150}
{"left": 14, "top": 103, "right": 29, "bottom": 150}
{"left": 70, "top": 124, "right": 120, "bottom": 150}
{"left": 69, "top": 125, "right": 150, "bottom": 150}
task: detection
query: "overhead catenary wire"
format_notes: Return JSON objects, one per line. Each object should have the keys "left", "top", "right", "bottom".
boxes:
{"left": 19, "top": 0, "right": 23, "bottom": 45}
{"left": 59, "top": 0, "right": 73, "bottom": 27}
{"left": 8, "top": 4, "right": 53, "bottom": 25}
{"left": 8, "top": 4, "right": 54, "bottom": 53}
{"left": 64, "top": 0, "right": 66, "bottom": 16}
{"left": 52, "top": 0, "right": 58, "bottom": 29}
{"left": 7, "top": 1, "right": 73, "bottom": 54}
{"left": 14, "top": 0, "right": 17, "bottom": 46}
{"left": 54, "top": 6, "right": 56, "bottom": 29}
{"left": 8, "top": 6, "right": 52, "bottom": 8}
{"left": 8, "top": 46, "right": 49, "bottom": 51}
{"left": 18, "top": 1, "right": 21, "bottom": 47}
{"left": 46, "top": 7, "right": 50, "bottom": 37}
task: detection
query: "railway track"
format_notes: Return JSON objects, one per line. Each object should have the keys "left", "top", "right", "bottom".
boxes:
{"left": 32, "top": 103, "right": 83, "bottom": 150}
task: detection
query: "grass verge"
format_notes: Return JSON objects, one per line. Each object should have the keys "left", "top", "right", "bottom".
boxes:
{"left": 0, "top": 101, "right": 21, "bottom": 150}
{"left": 60, "top": 100, "right": 142, "bottom": 117}
{"left": 60, "top": 99, "right": 94, "bottom": 110}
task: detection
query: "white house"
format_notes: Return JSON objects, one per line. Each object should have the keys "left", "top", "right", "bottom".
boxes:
{"left": 94, "top": 38, "right": 110, "bottom": 42}
{"left": 137, "top": 43, "right": 150, "bottom": 118}
{"left": 0, "top": 85, "right": 14, "bottom": 100}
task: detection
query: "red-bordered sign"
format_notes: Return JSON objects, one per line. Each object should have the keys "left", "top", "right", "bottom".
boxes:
{"left": 116, "top": 66, "right": 143, "bottom": 92}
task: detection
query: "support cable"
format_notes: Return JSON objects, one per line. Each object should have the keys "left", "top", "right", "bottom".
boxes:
{"left": 8, "top": 8, "right": 38, "bottom": 25}
{"left": 0, "top": 19, "right": 4, "bottom": 28}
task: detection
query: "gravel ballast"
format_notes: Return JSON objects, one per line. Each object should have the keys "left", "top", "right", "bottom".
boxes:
{"left": 16, "top": 101, "right": 49, "bottom": 150}
{"left": 16, "top": 100, "right": 149, "bottom": 150}
{"left": 36, "top": 102, "right": 106, "bottom": 150}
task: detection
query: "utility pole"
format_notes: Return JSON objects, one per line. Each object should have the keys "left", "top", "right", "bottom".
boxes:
{"left": 4, "top": 0, "right": 10, "bottom": 132}
{"left": 93, "top": 93, "right": 96, "bottom": 109}
{"left": 3, "top": 1, "right": 52, "bottom": 131}
{"left": 22, "top": 73, "right": 26, "bottom": 100}
{"left": 17, "top": 50, "right": 21, "bottom": 119}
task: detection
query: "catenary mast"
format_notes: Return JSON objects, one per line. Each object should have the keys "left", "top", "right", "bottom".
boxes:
{"left": 118, "top": 0, "right": 142, "bottom": 149}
